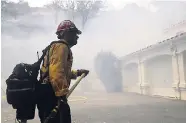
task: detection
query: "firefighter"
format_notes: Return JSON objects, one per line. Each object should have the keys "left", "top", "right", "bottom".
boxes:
{"left": 37, "top": 20, "right": 89, "bottom": 123}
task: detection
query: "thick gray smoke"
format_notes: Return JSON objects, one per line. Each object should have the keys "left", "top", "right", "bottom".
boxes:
{"left": 2, "top": 1, "right": 186, "bottom": 92}
{"left": 94, "top": 51, "right": 122, "bottom": 92}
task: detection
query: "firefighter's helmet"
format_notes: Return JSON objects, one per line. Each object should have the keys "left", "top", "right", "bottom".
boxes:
{"left": 56, "top": 20, "right": 81, "bottom": 35}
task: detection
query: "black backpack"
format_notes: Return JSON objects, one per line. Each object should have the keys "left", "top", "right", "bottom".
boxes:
{"left": 5, "top": 41, "right": 68, "bottom": 109}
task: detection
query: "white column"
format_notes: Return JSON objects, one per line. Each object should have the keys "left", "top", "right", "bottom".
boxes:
{"left": 178, "top": 53, "right": 186, "bottom": 88}
{"left": 138, "top": 61, "right": 142, "bottom": 87}
{"left": 172, "top": 52, "right": 186, "bottom": 88}
{"left": 138, "top": 61, "right": 149, "bottom": 94}
{"left": 138, "top": 61, "right": 148, "bottom": 85}
{"left": 172, "top": 54, "right": 180, "bottom": 88}
{"left": 172, "top": 51, "right": 186, "bottom": 100}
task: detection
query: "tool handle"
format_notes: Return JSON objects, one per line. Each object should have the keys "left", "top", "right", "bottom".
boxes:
{"left": 44, "top": 73, "right": 86, "bottom": 123}
{"left": 67, "top": 73, "right": 86, "bottom": 98}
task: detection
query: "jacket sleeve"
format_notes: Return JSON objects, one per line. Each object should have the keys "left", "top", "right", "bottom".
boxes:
{"left": 49, "top": 43, "right": 69, "bottom": 97}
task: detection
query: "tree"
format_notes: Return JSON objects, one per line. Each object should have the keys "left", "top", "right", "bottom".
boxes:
{"left": 45, "top": 0, "right": 104, "bottom": 28}
{"left": 94, "top": 51, "right": 123, "bottom": 92}
{"left": 1, "top": 1, "right": 19, "bottom": 20}
{"left": 76, "top": 0, "right": 104, "bottom": 29}
{"left": 45, "top": 0, "right": 77, "bottom": 24}
{"left": 1, "top": 0, "right": 8, "bottom": 21}
{"left": 62, "top": 0, "right": 77, "bottom": 21}
{"left": 1, "top": 0, "right": 30, "bottom": 20}
{"left": 17, "top": 0, "right": 30, "bottom": 16}
{"left": 45, "top": 0, "right": 64, "bottom": 24}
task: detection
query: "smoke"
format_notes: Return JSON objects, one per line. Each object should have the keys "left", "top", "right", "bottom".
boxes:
{"left": 71, "top": 1, "right": 186, "bottom": 92}
{"left": 2, "top": 1, "right": 186, "bottom": 92}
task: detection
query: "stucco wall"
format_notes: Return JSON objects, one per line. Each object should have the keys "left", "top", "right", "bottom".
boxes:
{"left": 122, "top": 63, "right": 138, "bottom": 87}
{"left": 145, "top": 55, "right": 173, "bottom": 88}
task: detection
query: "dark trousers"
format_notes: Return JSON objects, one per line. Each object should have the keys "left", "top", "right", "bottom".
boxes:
{"left": 36, "top": 83, "right": 71, "bottom": 123}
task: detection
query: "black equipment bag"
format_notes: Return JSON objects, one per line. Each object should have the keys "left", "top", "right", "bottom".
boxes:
{"left": 5, "top": 41, "right": 67, "bottom": 120}
{"left": 5, "top": 46, "right": 50, "bottom": 120}
{"left": 5, "top": 46, "right": 49, "bottom": 105}
{"left": 5, "top": 60, "right": 45, "bottom": 120}
{"left": 6, "top": 63, "right": 39, "bottom": 107}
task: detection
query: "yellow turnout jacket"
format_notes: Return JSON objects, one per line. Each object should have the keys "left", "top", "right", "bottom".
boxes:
{"left": 40, "top": 40, "right": 77, "bottom": 96}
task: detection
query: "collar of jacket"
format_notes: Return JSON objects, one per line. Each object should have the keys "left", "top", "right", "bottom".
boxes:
{"left": 58, "top": 39, "right": 72, "bottom": 48}
{"left": 59, "top": 39, "right": 68, "bottom": 44}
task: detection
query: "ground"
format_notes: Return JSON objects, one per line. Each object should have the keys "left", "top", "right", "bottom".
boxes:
{"left": 2, "top": 92, "right": 186, "bottom": 123}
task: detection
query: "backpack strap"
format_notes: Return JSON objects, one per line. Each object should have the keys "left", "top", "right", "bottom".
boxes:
{"left": 36, "top": 40, "right": 69, "bottom": 64}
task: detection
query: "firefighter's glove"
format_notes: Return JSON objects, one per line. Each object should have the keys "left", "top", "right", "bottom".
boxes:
{"left": 77, "top": 69, "right": 89, "bottom": 77}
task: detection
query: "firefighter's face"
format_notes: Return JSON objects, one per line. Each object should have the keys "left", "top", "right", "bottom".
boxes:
{"left": 65, "top": 31, "right": 79, "bottom": 46}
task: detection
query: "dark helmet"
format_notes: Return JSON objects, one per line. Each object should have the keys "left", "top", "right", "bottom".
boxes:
{"left": 56, "top": 20, "right": 81, "bottom": 35}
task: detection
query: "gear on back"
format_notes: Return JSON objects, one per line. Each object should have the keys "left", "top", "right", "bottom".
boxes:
{"left": 5, "top": 41, "right": 63, "bottom": 120}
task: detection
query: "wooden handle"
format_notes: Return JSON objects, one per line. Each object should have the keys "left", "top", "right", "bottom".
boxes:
{"left": 67, "top": 73, "right": 86, "bottom": 98}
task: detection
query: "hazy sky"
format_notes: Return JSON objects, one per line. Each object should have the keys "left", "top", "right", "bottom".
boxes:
{"left": 10, "top": 0, "right": 153, "bottom": 9}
